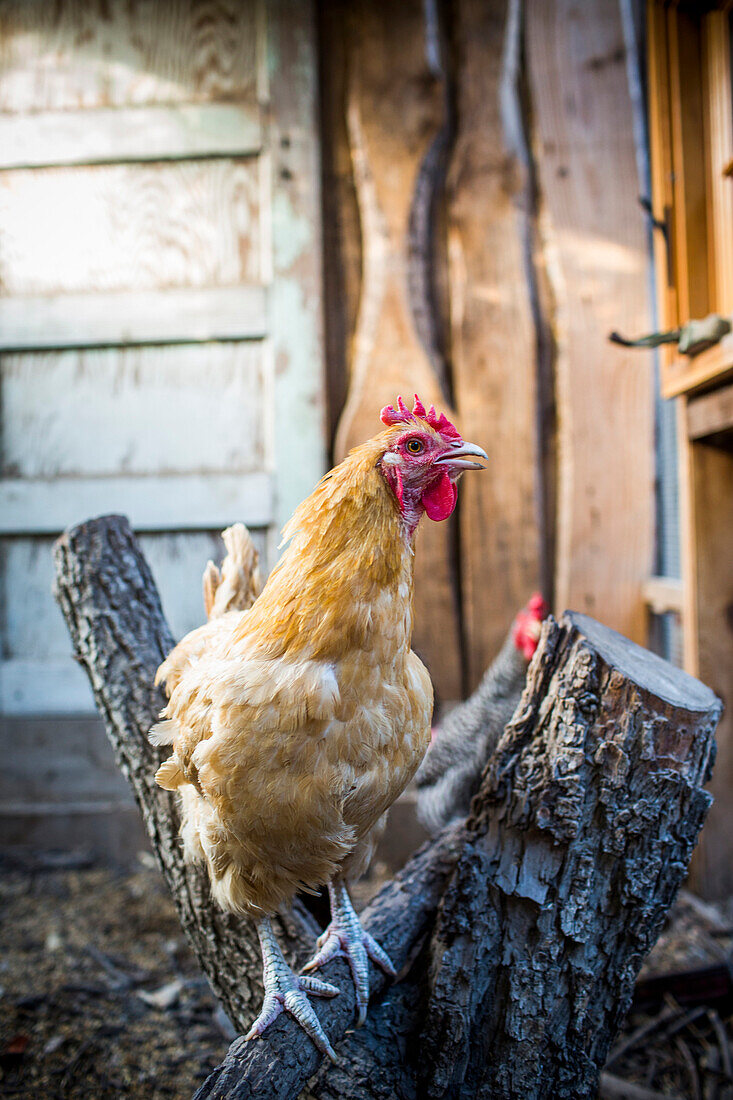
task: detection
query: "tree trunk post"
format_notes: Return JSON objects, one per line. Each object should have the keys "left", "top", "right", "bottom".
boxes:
{"left": 419, "top": 612, "right": 721, "bottom": 1099}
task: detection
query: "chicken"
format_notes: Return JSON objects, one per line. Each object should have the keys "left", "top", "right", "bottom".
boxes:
{"left": 415, "top": 593, "right": 547, "bottom": 835}
{"left": 150, "top": 395, "right": 487, "bottom": 1058}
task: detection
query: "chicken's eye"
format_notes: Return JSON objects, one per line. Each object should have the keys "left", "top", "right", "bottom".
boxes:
{"left": 405, "top": 438, "right": 424, "bottom": 455}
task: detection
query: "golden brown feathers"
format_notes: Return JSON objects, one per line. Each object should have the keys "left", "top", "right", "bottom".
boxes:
{"left": 152, "top": 429, "right": 433, "bottom": 916}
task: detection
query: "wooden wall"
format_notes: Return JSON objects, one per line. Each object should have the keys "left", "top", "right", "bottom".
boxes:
{"left": 647, "top": 0, "right": 733, "bottom": 898}
{"left": 0, "top": 0, "right": 327, "bottom": 856}
{"left": 319, "top": 0, "right": 654, "bottom": 705}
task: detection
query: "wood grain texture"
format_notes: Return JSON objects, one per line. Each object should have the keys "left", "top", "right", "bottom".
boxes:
{"left": 667, "top": 8, "right": 710, "bottom": 323}
{"left": 703, "top": 12, "right": 733, "bottom": 315}
{"left": 662, "top": 331, "right": 733, "bottom": 399}
{"left": 266, "top": 0, "right": 329, "bottom": 536}
{"left": 316, "top": 0, "right": 363, "bottom": 443}
{"left": 0, "top": 102, "right": 262, "bottom": 169}
{"left": 1, "top": 343, "right": 267, "bottom": 478}
{"left": 687, "top": 381, "right": 733, "bottom": 443}
{"left": 332, "top": 0, "right": 462, "bottom": 701}
{"left": 646, "top": 0, "right": 677, "bottom": 389}
{"left": 0, "top": 472, "right": 273, "bottom": 535}
{"left": 0, "top": 159, "right": 263, "bottom": 295}
{"left": 526, "top": 0, "right": 653, "bottom": 644}
{"left": 0, "top": 286, "right": 268, "bottom": 350}
{"left": 447, "top": 0, "right": 541, "bottom": 689}
{"left": 684, "top": 434, "right": 733, "bottom": 898}
{"left": 0, "top": 0, "right": 259, "bottom": 112}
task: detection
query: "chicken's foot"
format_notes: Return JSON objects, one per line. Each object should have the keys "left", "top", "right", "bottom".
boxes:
{"left": 246, "top": 916, "right": 339, "bottom": 1062}
{"left": 303, "top": 877, "right": 396, "bottom": 1026}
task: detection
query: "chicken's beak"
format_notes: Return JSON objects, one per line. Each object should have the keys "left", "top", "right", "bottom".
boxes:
{"left": 434, "top": 441, "right": 489, "bottom": 472}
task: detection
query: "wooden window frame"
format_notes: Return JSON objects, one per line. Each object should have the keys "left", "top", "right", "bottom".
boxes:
{"left": 648, "top": 1, "right": 733, "bottom": 398}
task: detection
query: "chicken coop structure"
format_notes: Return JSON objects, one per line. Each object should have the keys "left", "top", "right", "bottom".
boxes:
{"left": 0, "top": 0, "right": 731, "bottom": 896}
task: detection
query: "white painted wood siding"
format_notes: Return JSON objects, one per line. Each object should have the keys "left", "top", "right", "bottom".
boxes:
{"left": 0, "top": 0, "right": 326, "bottom": 717}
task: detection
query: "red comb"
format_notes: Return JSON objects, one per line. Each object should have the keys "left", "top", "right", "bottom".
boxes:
{"left": 380, "top": 394, "right": 462, "bottom": 443}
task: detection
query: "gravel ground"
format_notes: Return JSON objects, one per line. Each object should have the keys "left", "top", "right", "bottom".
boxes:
{"left": 3, "top": 846, "right": 733, "bottom": 1099}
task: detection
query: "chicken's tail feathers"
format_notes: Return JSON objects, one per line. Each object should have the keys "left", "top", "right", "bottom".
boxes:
{"left": 203, "top": 523, "right": 262, "bottom": 621}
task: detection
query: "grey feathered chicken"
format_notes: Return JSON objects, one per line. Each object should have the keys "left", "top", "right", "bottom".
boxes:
{"left": 415, "top": 594, "right": 547, "bottom": 834}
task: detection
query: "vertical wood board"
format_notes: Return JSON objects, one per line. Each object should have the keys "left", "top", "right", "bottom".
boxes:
{"left": 667, "top": 9, "right": 710, "bottom": 322}
{"left": 703, "top": 12, "right": 733, "bottom": 316}
{"left": 685, "top": 436, "right": 733, "bottom": 897}
{"left": 447, "top": 0, "right": 541, "bottom": 689}
{"left": 527, "top": 0, "right": 653, "bottom": 644}
{"left": 330, "top": 0, "right": 462, "bottom": 701}
{"left": 267, "top": 0, "right": 328, "bottom": 535}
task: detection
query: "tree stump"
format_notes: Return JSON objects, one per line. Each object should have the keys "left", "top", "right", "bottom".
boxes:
{"left": 53, "top": 516, "right": 721, "bottom": 1100}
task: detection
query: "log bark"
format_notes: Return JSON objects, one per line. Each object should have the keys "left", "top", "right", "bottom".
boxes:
{"left": 54, "top": 516, "right": 721, "bottom": 1100}
{"left": 419, "top": 612, "right": 721, "bottom": 1099}
{"left": 52, "top": 515, "right": 316, "bottom": 1030}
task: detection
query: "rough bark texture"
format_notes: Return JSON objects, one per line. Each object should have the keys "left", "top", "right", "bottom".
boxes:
{"left": 54, "top": 516, "right": 721, "bottom": 1100}
{"left": 52, "top": 516, "right": 317, "bottom": 1031}
{"left": 419, "top": 613, "right": 721, "bottom": 1099}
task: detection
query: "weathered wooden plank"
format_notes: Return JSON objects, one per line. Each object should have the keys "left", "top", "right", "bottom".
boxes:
{"left": 662, "top": 330, "right": 733, "bottom": 398}
{"left": 646, "top": 0, "right": 678, "bottom": 390}
{"left": 0, "top": 103, "right": 262, "bottom": 169}
{"left": 0, "top": 286, "right": 267, "bottom": 350}
{"left": 330, "top": 0, "right": 463, "bottom": 700}
{"left": 686, "top": 434, "right": 733, "bottom": 897}
{"left": 446, "top": 0, "right": 541, "bottom": 689}
{"left": 1, "top": 343, "right": 267, "bottom": 478}
{"left": 526, "top": 0, "right": 653, "bottom": 644}
{"left": 0, "top": 472, "right": 273, "bottom": 534}
{"left": 316, "top": 1, "right": 363, "bottom": 444}
{"left": 267, "top": 0, "right": 328, "bottom": 535}
{"left": 0, "top": 0, "right": 260, "bottom": 113}
{"left": 1, "top": 660, "right": 96, "bottom": 716}
{"left": 642, "top": 575, "right": 683, "bottom": 615}
{"left": 0, "top": 159, "right": 263, "bottom": 295}
{"left": 667, "top": 8, "right": 710, "bottom": 323}
{"left": 0, "top": 530, "right": 267, "bottom": 674}
{"left": 703, "top": 12, "right": 733, "bottom": 315}
{"left": 687, "top": 380, "right": 733, "bottom": 442}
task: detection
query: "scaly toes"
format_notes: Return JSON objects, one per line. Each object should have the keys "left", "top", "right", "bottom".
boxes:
{"left": 364, "top": 931, "right": 397, "bottom": 978}
{"left": 244, "top": 992, "right": 282, "bottom": 1041}
{"left": 302, "top": 932, "right": 342, "bottom": 973}
{"left": 282, "top": 987, "right": 338, "bottom": 1063}
{"left": 244, "top": 976, "right": 340, "bottom": 1063}
{"left": 298, "top": 974, "right": 340, "bottom": 998}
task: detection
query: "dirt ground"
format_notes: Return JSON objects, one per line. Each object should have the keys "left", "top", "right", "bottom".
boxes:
{"left": 0, "top": 848, "right": 230, "bottom": 1099}
{"left": 3, "top": 846, "right": 733, "bottom": 1099}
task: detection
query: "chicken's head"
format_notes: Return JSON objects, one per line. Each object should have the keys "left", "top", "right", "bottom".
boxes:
{"left": 512, "top": 592, "right": 548, "bottom": 660}
{"left": 378, "top": 394, "right": 487, "bottom": 532}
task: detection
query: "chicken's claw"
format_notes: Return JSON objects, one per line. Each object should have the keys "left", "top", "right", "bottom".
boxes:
{"left": 303, "top": 878, "right": 396, "bottom": 1027}
{"left": 250, "top": 916, "right": 340, "bottom": 1062}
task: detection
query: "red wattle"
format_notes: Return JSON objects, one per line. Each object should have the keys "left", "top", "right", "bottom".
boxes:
{"left": 422, "top": 470, "right": 458, "bottom": 522}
